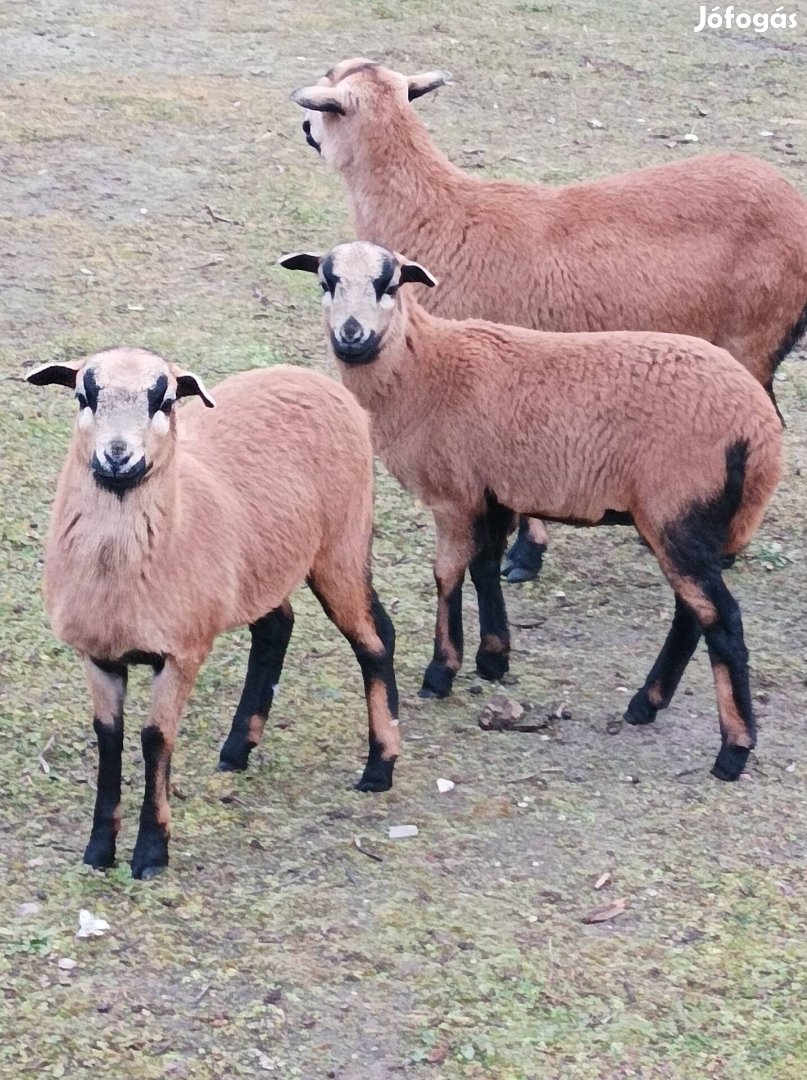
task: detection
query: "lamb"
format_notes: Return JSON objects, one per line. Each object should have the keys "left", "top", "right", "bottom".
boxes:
{"left": 290, "top": 57, "right": 807, "bottom": 582}
{"left": 281, "top": 240, "right": 783, "bottom": 782}
{"left": 27, "top": 347, "right": 400, "bottom": 879}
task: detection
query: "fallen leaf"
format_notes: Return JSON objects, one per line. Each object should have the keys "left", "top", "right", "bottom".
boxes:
{"left": 58, "top": 957, "right": 77, "bottom": 971}
{"left": 594, "top": 872, "right": 612, "bottom": 891}
{"left": 436, "top": 778, "right": 455, "bottom": 793}
{"left": 582, "top": 897, "right": 628, "bottom": 924}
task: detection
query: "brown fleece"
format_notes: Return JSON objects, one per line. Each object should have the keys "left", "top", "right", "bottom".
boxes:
{"left": 45, "top": 363, "right": 375, "bottom": 661}
{"left": 336, "top": 294, "right": 782, "bottom": 557}
{"left": 308, "top": 60, "right": 807, "bottom": 385}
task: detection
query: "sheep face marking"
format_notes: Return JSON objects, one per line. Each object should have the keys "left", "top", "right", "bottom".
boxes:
{"left": 26, "top": 348, "right": 215, "bottom": 496}
{"left": 280, "top": 242, "right": 436, "bottom": 365}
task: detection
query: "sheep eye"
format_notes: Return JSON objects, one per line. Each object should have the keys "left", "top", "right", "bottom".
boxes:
{"left": 319, "top": 280, "right": 329, "bottom": 293}
{"left": 160, "top": 398, "right": 174, "bottom": 415}
{"left": 76, "top": 392, "right": 88, "bottom": 410}
{"left": 386, "top": 285, "right": 399, "bottom": 298}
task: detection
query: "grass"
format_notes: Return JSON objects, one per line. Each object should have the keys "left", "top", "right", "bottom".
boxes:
{"left": 1, "top": 0, "right": 806, "bottom": 1076}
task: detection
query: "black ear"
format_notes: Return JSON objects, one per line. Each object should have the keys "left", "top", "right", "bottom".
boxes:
{"left": 399, "top": 261, "right": 438, "bottom": 288}
{"left": 407, "top": 70, "right": 453, "bottom": 101}
{"left": 278, "top": 252, "right": 323, "bottom": 275}
{"left": 290, "top": 87, "right": 346, "bottom": 114}
{"left": 25, "top": 361, "right": 82, "bottom": 388}
{"left": 173, "top": 367, "right": 216, "bottom": 408}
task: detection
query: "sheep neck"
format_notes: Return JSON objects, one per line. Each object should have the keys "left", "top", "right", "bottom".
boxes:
{"left": 344, "top": 110, "right": 465, "bottom": 242}
{"left": 340, "top": 305, "right": 447, "bottom": 455}
{"left": 56, "top": 443, "right": 183, "bottom": 574}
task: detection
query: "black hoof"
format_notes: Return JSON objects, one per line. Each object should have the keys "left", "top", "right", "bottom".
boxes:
{"left": 131, "top": 835, "right": 169, "bottom": 880}
{"left": 503, "top": 566, "right": 538, "bottom": 584}
{"left": 624, "top": 689, "right": 658, "bottom": 726}
{"left": 217, "top": 738, "right": 252, "bottom": 772}
{"left": 217, "top": 757, "right": 248, "bottom": 773}
{"left": 138, "top": 864, "right": 167, "bottom": 881}
{"left": 711, "top": 743, "right": 750, "bottom": 782}
{"left": 419, "top": 661, "right": 456, "bottom": 699}
{"left": 476, "top": 649, "right": 509, "bottom": 682}
{"left": 355, "top": 758, "right": 395, "bottom": 793}
{"left": 83, "top": 836, "right": 116, "bottom": 870}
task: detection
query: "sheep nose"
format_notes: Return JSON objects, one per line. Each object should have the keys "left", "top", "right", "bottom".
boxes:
{"left": 104, "top": 442, "right": 132, "bottom": 473}
{"left": 341, "top": 317, "right": 363, "bottom": 343}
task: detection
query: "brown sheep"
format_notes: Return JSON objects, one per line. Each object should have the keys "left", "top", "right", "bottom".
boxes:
{"left": 27, "top": 348, "right": 400, "bottom": 878}
{"left": 281, "top": 241, "right": 783, "bottom": 782}
{"left": 290, "top": 57, "right": 807, "bottom": 581}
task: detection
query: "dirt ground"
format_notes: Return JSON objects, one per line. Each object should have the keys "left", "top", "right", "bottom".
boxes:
{"left": 1, "top": 1, "right": 806, "bottom": 1077}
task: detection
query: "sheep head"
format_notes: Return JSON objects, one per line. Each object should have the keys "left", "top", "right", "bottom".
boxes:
{"left": 280, "top": 241, "right": 436, "bottom": 365}
{"left": 27, "top": 347, "right": 215, "bottom": 496}
{"left": 291, "top": 58, "right": 452, "bottom": 168}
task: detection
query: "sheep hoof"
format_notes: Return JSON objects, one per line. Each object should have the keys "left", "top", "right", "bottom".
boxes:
{"left": 475, "top": 650, "right": 509, "bottom": 682}
{"left": 83, "top": 836, "right": 116, "bottom": 870}
{"left": 131, "top": 836, "right": 169, "bottom": 880}
{"left": 624, "top": 690, "right": 658, "bottom": 726}
{"left": 502, "top": 566, "right": 539, "bottom": 584}
{"left": 354, "top": 760, "right": 395, "bottom": 793}
{"left": 711, "top": 743, "right": 750, "bottom": 782}
{"left": 217, "top": 757, "right": 248, "bottom": 773}
{"left": 419, "top": 662, "right": 455, "bottom": 698}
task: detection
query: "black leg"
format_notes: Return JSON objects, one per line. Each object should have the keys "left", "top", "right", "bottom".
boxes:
{"left": 308, "top": 575, "right": 401, "bottom": 792}
{"left": 218, "top": 603, "right": 294, "bottom": 772}
{"left": 131, "top": 724, "right": 171, "bottom": 880}
{"left": 83, "top": 658, "right": 127, "bottom": 870}
{"left": 420, "top": 578, "right": 464, "bottom": 698}
{"left": 625, "top": 597, "right": 702, "bottom": 725}
{"left": 701, "top": 580, "right": 755, "bottom": 781}
{"left": 352, "top": 590, "right": 399, "bottom": 792}
{"left": 470, "top": 502, "right": 513, "bottom": 681}
{"left": 503, "top": 516, "right": 547, "bottom": 583}
{"left": 131, "top": 659, "right": 198, "bottom": 879}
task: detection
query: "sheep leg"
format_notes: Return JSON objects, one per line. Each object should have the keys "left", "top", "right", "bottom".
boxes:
{"left": 308, "top": 573, "right": 400, "bottom": 793}
{"left": 218, "top": 601, "right": 294, "bottom": 772}
{"left": 83, "top": 657, "right": 127, "bottom": 869}
{"left": 470, "top": 502, "right": 514, "bottom": 682}
{"left": 131, "top": 658, "right": 199, "bottom": 880}
{"left": 625, "top": 596, "right": 702, "bottom": 725}
{"left": 503, "top": 516, "right": 548, "bottom": 584}
{"left": 653, "top": 561, "right": 756, "bottom": 781}
{"left": 420, "top": 511, "right": 476, "bottom": 698}
{"left": 698, "top": 578, "right": 756, "bottom": 782}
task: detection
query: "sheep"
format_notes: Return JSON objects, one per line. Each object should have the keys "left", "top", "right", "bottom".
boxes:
{"left": 290, "top": 57, "right": 807, "bottom": 582}
{"left": 281, "top": 240, "right": 783, "bottom": 782}
{"left": 26, "top": 347, "right": 400, "bottom": 879}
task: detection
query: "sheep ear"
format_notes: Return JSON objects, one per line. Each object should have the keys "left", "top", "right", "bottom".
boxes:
{"left": 173, "top": 367, "right": 216, "bottom": 408}
{"left": 399, "top": 260, "right": 438, "bottom": 288}
{"left": 25, "top": 360, "right": 83, "bottom": 389}
{"left": 407, "top": 70, "right": 452, "bottom": 101}
{"left": 278, "top": 252, "right": 323, "bottom": 275}
{"left": 290, "top": 86, "right": 346, "bottom": 114}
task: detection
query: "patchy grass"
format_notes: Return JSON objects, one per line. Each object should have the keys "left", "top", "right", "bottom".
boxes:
{"left": 1, "top": 0, "right": 806, "bottom": 1076}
